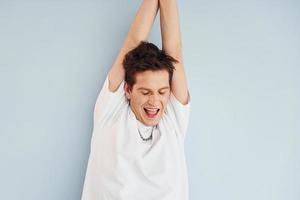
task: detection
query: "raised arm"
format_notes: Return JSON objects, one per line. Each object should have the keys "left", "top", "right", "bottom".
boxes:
{"left": 108, "top": 0, "right": 159, "bottom": 92}
{"left": 159, "top": 0, "right": 189, "bottom": 105}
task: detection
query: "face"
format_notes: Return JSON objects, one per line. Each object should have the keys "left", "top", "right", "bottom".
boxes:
{"left": 124, "top": 70, "right": 171, "bottom": 126}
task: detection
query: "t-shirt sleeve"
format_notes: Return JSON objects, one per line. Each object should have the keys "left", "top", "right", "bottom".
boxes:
{"left": 93, "top": 75, "right": 126, "bottom": 124}
{"left": 166, "top": 91, "right": 191, "bottom": 138}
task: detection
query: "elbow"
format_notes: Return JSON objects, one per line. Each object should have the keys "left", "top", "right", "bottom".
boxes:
{"left": 162, "top": 42, "right": 182, "bottom": 59}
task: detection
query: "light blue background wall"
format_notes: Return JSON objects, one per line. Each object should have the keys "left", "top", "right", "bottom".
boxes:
{"left": 0, "top": 0, "right": 299, "bottom": 199}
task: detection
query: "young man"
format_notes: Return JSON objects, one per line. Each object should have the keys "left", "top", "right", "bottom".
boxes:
{"left": 81, "top": 0, "right": 191, "bottom": 199}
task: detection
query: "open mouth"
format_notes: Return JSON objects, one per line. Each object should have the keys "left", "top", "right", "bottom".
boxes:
{"left": 143, "top": 108, "right": 160, "bottom": 118}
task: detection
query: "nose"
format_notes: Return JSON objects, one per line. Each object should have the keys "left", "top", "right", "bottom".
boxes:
{"left": 148, "top": 94, "right": 159, "bottom": 105}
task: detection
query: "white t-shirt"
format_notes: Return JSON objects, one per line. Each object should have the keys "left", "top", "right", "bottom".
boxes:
{"left": 81, "top": 74, "right": 191, "bottom": 200}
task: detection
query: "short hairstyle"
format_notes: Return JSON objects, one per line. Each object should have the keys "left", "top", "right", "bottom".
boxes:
{"left": 123, "top": 41, "right": 178, "bottom": 90}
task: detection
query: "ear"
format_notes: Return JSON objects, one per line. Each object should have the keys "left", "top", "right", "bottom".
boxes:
{"left": 124, "top": 82, "right": 131, "bottom": 100}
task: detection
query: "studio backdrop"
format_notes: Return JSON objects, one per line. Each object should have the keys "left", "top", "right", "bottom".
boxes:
{"left": 0, "top": 0, "right": 299, "bottom": 200}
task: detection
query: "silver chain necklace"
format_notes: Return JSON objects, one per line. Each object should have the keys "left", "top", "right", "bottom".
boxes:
{"left": 138, "top": 125, "right": 156, "bottom": 141}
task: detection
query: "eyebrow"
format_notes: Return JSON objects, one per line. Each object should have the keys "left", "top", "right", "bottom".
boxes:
{"left": 137, "top": 87, "right": 170, "bottom": 91}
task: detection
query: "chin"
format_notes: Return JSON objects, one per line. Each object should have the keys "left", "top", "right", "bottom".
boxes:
{"left": 145, "top": 120, "right": 159, "bottom": 126}
{"left": 142, "top": 115, "right": 161, "bottom": 126}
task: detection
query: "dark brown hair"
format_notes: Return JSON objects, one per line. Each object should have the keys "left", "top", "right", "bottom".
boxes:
{"left": 123, "top": 41, "right": 178, "bottom": 90}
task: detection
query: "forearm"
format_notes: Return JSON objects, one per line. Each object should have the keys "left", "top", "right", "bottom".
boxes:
{"left": 159, "top": 0, "right": 182, "bottom": 60}
{"left": 126, "top": 0, "right": 159, "bottom": 43}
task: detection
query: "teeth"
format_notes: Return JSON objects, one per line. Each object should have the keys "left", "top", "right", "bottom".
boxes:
{"left": 145, "top": 108, "right": 159, "bottom": 114}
